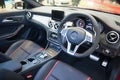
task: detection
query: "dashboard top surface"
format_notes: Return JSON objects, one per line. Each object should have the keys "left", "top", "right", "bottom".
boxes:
{"left": 30, "top": 6, "right": 120, "bottom": 32}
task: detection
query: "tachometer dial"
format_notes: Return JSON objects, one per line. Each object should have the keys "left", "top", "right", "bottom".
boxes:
{"left": 76, "top": 19, "right": 85, "bottom": 28}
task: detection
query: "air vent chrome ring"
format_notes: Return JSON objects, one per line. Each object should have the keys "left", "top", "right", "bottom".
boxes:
{"left": 54, "top": 23, "right": 59, "bottom": 29}
{"left": 106, "top": 31, "right": 119, "bottom": 44}
{"left": 26, "top": 12, "right": 32, "bottom": 20}
{"left": 48, "top": 21, "right": 53, "bottom": 28}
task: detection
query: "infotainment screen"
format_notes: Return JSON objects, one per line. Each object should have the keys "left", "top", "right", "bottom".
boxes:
{"left": 52, "top": 10, "right": 64, "bottom": 21}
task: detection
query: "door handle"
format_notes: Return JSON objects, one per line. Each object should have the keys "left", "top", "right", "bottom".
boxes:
{"left": 2, "top": 16, "right": 24, "bottom": 23}
{"left": 2, "top": 19, "right": 14, "bottom": 22}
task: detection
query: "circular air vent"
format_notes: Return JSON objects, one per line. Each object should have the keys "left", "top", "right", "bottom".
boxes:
{"left": 54, "top": 23, "right": 59, "bottom": 29}
{"left": 106, "top": 31, "right": 119, "bottom": 44}
{"left": 26, "top": 12, "right": 32, "bottom": 19}
{"left": 48, "top": 21, "right": 53, "bottom": 28}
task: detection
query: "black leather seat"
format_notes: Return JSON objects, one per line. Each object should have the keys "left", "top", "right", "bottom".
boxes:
{"left": 34, "top": 60, "right": 91, "bottom": 80}
{"left": 5, "top": 40, "right": 43, "bottom": 62}
{"left": 0, "top": 40, "right": 91, "bottom": 80}
{"left": 0, "top": 60, "right": 91, "bottom": 80}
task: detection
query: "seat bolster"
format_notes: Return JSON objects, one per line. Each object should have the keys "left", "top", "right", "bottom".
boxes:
{"left": 0, "top": 53, "right": 11, "bottom": 63}
{"left": 34, "top": 60, "right": 91, "bottom": 80}
{"left": 34, "top": 60, "right": 57, "bottom": 80}
{"left": 5, "top": 40, "right": 43, "bottom": 62}
{"left": 5, "top": 40, "right": 25, "bottom": 57}
{"left": 0, "top": 69, "right": 24, "bottom": 80}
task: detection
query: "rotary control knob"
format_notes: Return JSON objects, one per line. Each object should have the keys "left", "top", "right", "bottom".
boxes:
{"left": 104, "top": 49, "right": 110, "bottom": 54}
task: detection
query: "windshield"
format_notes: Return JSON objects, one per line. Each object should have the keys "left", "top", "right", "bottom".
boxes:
{"left": 1, "top": 0, "right": 120, "bottom": 14}
{"left": 38, "top": 0, "right": 120, "bottom": 14}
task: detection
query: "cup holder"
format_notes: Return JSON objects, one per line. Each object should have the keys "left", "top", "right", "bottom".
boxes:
{"left": 20, "top": 61, "right": 27, "bottom": 65}
{"left": 28, "top": 58, "right": 35, "bottom": 62}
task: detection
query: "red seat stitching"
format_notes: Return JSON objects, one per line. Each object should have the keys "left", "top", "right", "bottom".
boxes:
{"left": 44, "top": 61, "right": 60, "bottom": 80}
{"left": 9, "top": 40, "right": 26, "bottom": 57}
{"left": 117, "top": 74, "right": 120, "bottom": 80}
{"left": 87, "top": 77, "right": 91, "bottom": 80}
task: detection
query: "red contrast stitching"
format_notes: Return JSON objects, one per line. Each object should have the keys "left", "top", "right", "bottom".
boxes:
{"left": 87, "top": 77, "right": 91, "bottom": 80}
{"left": 44, "top": 61, "right": 60, "bottom": 80}
{"left": 39, "top": 48, "right": 44, "bottom": 51}
{"left": 9, "top": 40, "right": 26, "bottom": 57}
{"left": 117, "top": 74, "right": 120, "bottom": 80}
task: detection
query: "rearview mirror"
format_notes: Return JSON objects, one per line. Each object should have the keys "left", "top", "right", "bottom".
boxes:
{"left": 15, "top": 2, "right": 23, "bottom": 9}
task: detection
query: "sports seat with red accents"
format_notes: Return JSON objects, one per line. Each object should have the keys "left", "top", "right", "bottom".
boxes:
{"left": 5, "top": 40, "right": 43, "bottom": 62}
{"left": 0, "top": 59, "right": 92, "bottom": 80}
{"left": 34, "top": 60, "right": 91, "bottom": 80}
{"left": 4, "top": 40, "right": 92, "bottom": 80}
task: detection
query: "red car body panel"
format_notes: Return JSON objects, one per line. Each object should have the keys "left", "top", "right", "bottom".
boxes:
{"left": 81, "top": 0, "right": 120, "bottom": 14}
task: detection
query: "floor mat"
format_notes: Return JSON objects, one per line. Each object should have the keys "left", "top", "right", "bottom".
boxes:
{"left": 73, "top": 58, "right": 108, "bottom": 80}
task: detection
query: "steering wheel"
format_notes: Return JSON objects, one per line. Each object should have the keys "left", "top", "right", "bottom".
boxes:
{"left": 58, "top": 13, "right": 100, "bottom": 57}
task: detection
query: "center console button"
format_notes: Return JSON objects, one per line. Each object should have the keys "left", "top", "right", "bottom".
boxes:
{"left": 40, "top": 53, "right": 48, "bottom": 59}
{"left": 104, "top": 49, "right": 110, "bottom": 54}
{"left": 44, "top": 54, "right": 48, "bottom": 58}
{"left": 32, "top": 59, "right": 38, "bottom": 64}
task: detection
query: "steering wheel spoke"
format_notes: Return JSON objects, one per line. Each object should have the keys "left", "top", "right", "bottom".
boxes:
{"left": 85, "top": 31, "right": 93, "bottom": 43}
{"left": 61, "top": 29, "right": 68, "bottom": 43}
{"left": 61, "top": 29, "right": 68, "bottom": 38}
{"left": 66, "top": 41, "right": 80, "bottom": 55}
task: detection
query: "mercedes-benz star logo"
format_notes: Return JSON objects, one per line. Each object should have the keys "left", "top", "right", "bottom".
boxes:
{"left": 71, "top": 31, "right": 78, "bottom": 41}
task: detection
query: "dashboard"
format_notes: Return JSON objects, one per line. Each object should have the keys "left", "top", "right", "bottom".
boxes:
{"left": 26, "top": 6, "right": 120, "bottom": 58}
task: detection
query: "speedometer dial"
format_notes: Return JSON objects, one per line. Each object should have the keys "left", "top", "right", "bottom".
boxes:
{"left": 76, "top": 19, "right": 85, "bottom": 28}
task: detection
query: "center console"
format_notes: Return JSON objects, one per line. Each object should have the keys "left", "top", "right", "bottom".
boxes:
{"left": 20, "top": 44, "right": 61, "bottom": 72}
{"left": 18, "top": 10, "right": 63, "bottom": 77}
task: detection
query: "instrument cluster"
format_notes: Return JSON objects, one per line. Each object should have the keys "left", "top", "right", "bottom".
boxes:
{"left": 72, "top": 17, "right": 104, "bottom": 34}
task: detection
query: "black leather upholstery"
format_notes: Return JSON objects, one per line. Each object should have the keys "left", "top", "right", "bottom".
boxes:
{"left": 0, "top": 60, "right": 22, "bottom": 71}
{"left": 4, "top": 40, "right": 91, "bottom": 80}
{"left": 0, "top": 53, "right": 11, "bottom": 63}
{"left": 5, "top": 40, "right": 43, "bottom": 62}
{"left": 0, "top": 69, "right": 24, "bottom": 80}
{"left": 34, "top": 60, "right": 91, "bottom": 80}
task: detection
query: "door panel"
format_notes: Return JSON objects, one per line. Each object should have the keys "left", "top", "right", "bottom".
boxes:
{"left": 0, "top": 11, "right": 26, "bottom": 52}
{"left": 0, "top": 24, "right": 24, "bottom": 40}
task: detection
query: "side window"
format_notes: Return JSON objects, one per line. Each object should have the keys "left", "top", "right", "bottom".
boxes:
{"left": 0, "top": 0, "right": 23, "bottom": 12}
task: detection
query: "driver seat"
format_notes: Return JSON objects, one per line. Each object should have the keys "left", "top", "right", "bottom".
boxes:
{"left": 34, "top": 60, "right": 91, "bottom": 80}
{"left": 0, "top": 60, "right": 91, "bottom": 80}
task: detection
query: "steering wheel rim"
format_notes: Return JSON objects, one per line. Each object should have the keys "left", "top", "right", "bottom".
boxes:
{"left": 58, "top": 13, "right": 100, "bottom": 58}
